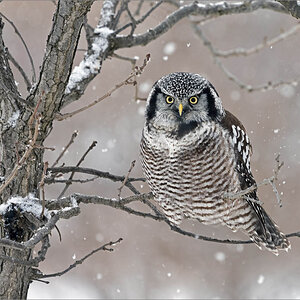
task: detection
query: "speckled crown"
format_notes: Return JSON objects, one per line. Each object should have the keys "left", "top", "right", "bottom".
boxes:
{"left": 157, "top": 72, "right": 207, "bottom": 99}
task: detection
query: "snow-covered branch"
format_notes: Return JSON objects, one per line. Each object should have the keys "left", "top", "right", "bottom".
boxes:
{"left": 62, "top": 0, "right": 119, "bottom": 108}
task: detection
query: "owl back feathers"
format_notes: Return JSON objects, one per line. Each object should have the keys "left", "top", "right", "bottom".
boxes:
{"left": 221, "top": 110, "right": 290, "bottom": 254}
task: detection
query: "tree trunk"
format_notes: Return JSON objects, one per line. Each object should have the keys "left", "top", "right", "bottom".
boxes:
{"left": 0, "top": 1, "right": 94, "bottom": 297}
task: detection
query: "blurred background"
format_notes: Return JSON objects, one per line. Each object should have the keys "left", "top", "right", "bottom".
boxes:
{"left": 1, "top": 0, "right": 300, "bottom": 298}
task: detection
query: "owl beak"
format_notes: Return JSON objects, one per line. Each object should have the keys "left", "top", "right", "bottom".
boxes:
{"left": 178, "top": 103, "right": 183, "bottom": 116}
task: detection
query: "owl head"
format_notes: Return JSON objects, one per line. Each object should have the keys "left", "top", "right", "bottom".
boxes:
{"left": 145, "top": 72, "right": 225, "bottom": 137}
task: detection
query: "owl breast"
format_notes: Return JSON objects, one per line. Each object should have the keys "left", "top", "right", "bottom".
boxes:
{"left": 140, "top": 122, "right": 243, "bottom": 225}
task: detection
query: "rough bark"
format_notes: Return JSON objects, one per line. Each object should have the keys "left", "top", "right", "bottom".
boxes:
{"left": 0, "top": 0, "right": 94, "bottom": 298}
{"left": 276, "top": 0, "right": 300, "bottom": 18}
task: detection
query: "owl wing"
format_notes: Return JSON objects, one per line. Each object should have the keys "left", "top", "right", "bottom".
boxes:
{"left": 221, "top": 110, "right": 267, "bottom": 236}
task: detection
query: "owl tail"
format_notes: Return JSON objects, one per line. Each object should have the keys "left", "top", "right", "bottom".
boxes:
{"left": 249, "top": 207, "right": 290, "bottom": 255}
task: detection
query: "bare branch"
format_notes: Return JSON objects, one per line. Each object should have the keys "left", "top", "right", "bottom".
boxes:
{"left": 46, "top": 166, "right": 146, "bottom": 185}
{"left": 0, "top": 12, "right": 36, "bottom": 83}
{"left": 57, "top": 54, "right": 150, "bottom": 121}
{"left": 57, "top": 141, "right": 97, "bottom": 199}
{"left": 6, "top": 50, "right": 31, "bottom": 90}
{"left": 40, "top": 161, "right": 49, "bottom": 218}
{"left": 44, "top": 192, "right": 300, "bottom": 247}
{"left": 114, "top": 0, "right": 163, "bottom": 35}
{"left": 203, "top": 22, "right": 300, "bottom": 58}
{"left": 112, "top": 53, "right": 141, "bottom": 101}
{"left": 48, "top": 176, "right": 99, "bottom": 184}
{"left": 118, "top": 160, "right": 136, "bottom": 199}
{"left": 113, "top": 1, "right": 287, "bottom": 49}
{"left": 223, "top": 154, "right": 284, "bottom": 207}
{"left": 37, "top": 238, "right": 123, "bottom": 279}
{"left": 0, "top": 236, "right": 50, "bottom": 267}
{"left": 51, "top": 130, "right": 79, "bottom": 168}
{"left": 193, "top": 24, "right": 300, "bottom": 92}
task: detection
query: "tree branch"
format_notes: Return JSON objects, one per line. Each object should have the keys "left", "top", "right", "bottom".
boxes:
{"left": 0, "top": 12, "right": 36, "bottom": 84}
{"left": 276, "top": 0, "right": 300, "bottom": 18}
{"left": 36, "top": 238, "right": 123, "bottom": 279}
{"left": 113, "top": 1, "right": 287, "bottom": 49}
{"left": 61, "top": 0, "right": 119, "bottom": 108}
{"left": 57, "top": 141, "right": 97, "bottom": 198}
{"left": 57, "top": 53, "right": 150, "bottom": 121}
{"left": 29, "top": 0, "right": 95, "bottom": 137}
{"left": 46, "top": 166, "right": 146, "bottom": 185}
{"left": 192, "top": 23, "right": 300, "bottom": 92}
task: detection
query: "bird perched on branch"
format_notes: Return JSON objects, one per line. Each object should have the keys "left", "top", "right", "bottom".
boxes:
{"left": 140, "top": 72, "right": 290, "bottom": 254}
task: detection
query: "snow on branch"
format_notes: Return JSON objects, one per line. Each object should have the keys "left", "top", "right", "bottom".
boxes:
{"left": 113, "top": 0, "right": 287, "bottom": 49}
{"left": 64, "top": 26, "right": 113, "bottom": 94}
{"left": 58, "top": 54, "right": 150, "bottom": 120}
{"left": 63, "top": 0, "right": 118, "bottom": 105}
{"left": 0, "top": 194, "right": 50, "bottom": 220}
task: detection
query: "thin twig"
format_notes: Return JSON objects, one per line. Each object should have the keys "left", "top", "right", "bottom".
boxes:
{"left": 114, "top": 1, "right": 163, "bottom": 35}
{"left": 46, "top": 166, "right": 145, "bottom": 185}
{"left": 193, "top": 24, "right": 300, "bottom": 92}
{"left": 202, "top": 22, "right": 300, "bottom": 58}
{"left": 223, "top": 154, "right": 284, "bottom": 206}
{"left": 48, "top": 176, "right": 99, "bottom": 184}
{"left": 0, "top": 12, "right": 36, "bottom": 83}
{"left": 40, "top": 161, "right": 49, "bottom": 218}
{"left": 38, "top": 238, "right": 123, "bottom": 279}
{"left": 118, "top": 160, "right": 136, "bottom": 199}
{"left": 51, "top": 130, "right": 79, "bottom": 168}
{"left": 57, "top": 141, "right": 97, "bottom": 199}
{"left": 134, "top": 0, "right": 144, "bottom": 16}
{"left": 113, "top": 53, "right": 141, "bottom": 101}
{"left": 56, "top": 54, "right": 151, "bottom": 121}
{"left": 7, "top": 50, "right": 31, "bottom": 90}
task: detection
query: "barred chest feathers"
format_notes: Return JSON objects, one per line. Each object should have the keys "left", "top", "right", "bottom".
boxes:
{"left": 140, "top": 121, "right": 241, "bottom": 225}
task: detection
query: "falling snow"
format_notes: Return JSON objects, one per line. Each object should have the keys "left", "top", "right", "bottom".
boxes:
{"left": 138, "top": 106, "right": 146, "bottom": 116}
{"left": 257, "top": 275, "right": 265, "bottom": 284}
{"left": 107, "top": 139, "right": 116, "bottom": 149}
{"left": 230, "top": 90, "right": 241, "bottom": 102}
{"left": 273, "top": 129, "right": 280, "bottom": 134}
{"left": 96, "top": 273, "right": 103, "bottom": 280}
{"left": 96, "top": 232, "right": 104, "bottom": 242}
{"left": 214, "top": 252, "right": 226, "bottom": 262}
{"left": 279, "top": 84, "right": 295, "bottom": 98}
{"left": 72, "top": 254, "right": 76, "bottom": 260}
{"left": 163, "top": 42, "right": 177, "bottom": 55}
{"left": 139, "top": 81, "right": 152, "bottom": 93}
{"left": 236, "top": 244, "right": 244, "bottom": 253}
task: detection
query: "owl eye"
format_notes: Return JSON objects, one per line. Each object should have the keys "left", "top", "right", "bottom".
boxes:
{"left": 189, "top": 96, "right": 198, "bottom": 105}
{"left": 165, "top": 96, "right": 174, "bottom": 104}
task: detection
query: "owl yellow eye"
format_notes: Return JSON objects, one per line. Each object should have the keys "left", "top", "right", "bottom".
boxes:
{"left": 189, "top": 96, "right": 198, "bottom": 105}
{"left": 165, "top": 96, "right": 174, "bottom": 104}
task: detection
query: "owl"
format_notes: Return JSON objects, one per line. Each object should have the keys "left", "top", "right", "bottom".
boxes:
{"left": 140, "top": 72, "right": 290, "bottom": 254}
